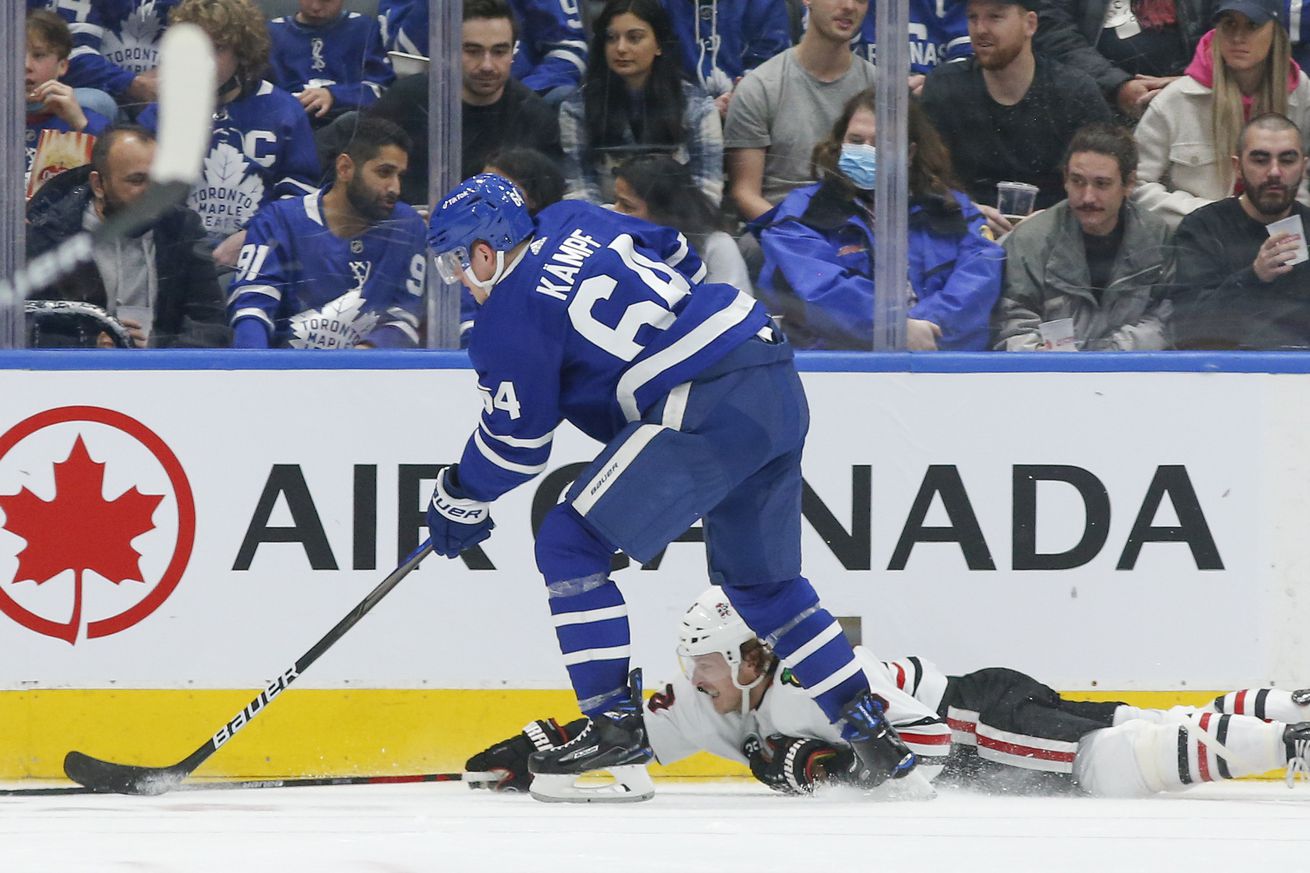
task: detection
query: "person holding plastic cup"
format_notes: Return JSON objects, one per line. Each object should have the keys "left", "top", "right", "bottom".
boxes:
{"left": 1134, "top": 0, "right": 1310, "bottom": 231}
{"left": 754, "top": 88, "right": 1005, "bottom": 351}
{"left": 1171, "top": 112, "right": 1310, "bottom": 348}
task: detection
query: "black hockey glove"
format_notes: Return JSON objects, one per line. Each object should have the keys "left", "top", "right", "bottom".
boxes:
{"left": 743, "top": 733, "right": 855, "bottom": 795}
{"left": 465, "top": 718, "right": 587, "bottom": 791}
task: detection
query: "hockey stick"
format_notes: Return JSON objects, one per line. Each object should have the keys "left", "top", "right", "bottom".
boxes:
{"left": 64, "top": 540, "right": 435, "bottom": 795}
{"left": 1, "top": 769, "right": 496, "bottom": 797}
{"left": 0, "top": 22, "right": 214, "bottom": 307}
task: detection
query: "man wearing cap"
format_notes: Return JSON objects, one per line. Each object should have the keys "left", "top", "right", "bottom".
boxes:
{"left": 920, "top": 0, "right": 1113, "bottom": 237}
{"left": 1170, "top": 112, "right": 1310, "bottom": 348}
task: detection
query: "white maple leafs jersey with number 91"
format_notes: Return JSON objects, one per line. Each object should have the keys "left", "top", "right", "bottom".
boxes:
{"left": 456, "top": 200, "right": 771, "bottom": 502}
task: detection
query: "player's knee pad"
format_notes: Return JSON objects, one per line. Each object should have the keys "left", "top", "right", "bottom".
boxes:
{"left": 1074, "top": 721, "right": 1163, "bottom": 798}
{"left": 534, "top": 504, "right": 614, "bottom": 585}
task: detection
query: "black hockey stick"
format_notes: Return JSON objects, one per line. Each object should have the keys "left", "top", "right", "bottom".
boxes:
{"left": 0, "top": 22, "right": 214, "bottom": 306}
{"left": 1, "top": 769, "right": 496, "bottom": 797}
{"left": 64, "top": 540, "right": 435, "bottom": 795}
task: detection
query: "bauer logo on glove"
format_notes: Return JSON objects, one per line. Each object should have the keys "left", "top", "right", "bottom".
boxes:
{"left": 427, "top": 465, "right": 495, "bottom": 557}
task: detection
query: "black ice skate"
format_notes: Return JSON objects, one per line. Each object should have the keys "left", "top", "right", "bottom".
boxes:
{"left": 1285, "top": 722, "right": 1310, "bottom": 787}
{"left": 839, "top": 690, "right": 918, "bottom": 789}
{"left": 528, "top": 669, "right": 655, "bottom": 803}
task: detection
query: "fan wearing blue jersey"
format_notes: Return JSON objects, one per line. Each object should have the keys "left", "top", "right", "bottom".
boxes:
{"left": 268, "top": 0, "right": 395, "bottom": 123}
{"left": 228, "top": 117, "right": 425, "bottom": 348}
{"left": 138, "top": 0, "right": 321, "bottom": 262}
{"left": 425, "top": 173, "right": 917, "bottom": 803}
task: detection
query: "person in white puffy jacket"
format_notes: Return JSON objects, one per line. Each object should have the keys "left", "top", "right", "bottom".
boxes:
{"left": 1134, "top": 0, "right": 1310, "bottom": 230}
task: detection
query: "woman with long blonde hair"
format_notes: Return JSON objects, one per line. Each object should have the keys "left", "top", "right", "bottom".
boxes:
{"left": 1134, "top": 0, "right": 1310, "bottom": 230}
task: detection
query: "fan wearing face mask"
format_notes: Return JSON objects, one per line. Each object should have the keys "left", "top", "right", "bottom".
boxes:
{"left": 754, "top": 88, "right": 1005, "bottom": 351}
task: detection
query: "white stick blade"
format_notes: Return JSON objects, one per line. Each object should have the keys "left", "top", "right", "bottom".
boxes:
{"left": 151, "top": 22, "right": 217, "bottom": 185}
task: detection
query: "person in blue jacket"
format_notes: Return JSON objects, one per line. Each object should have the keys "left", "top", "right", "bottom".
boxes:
{"left": 756, "top": 87, "right": 1004, "bottom": 351}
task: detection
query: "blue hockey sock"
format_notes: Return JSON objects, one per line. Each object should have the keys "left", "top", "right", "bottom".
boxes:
{"left": 536, "top": 505, "right": 631, "bottom": 716}
{"left": 727, "top": 579, "right": 868, "bottom": 723}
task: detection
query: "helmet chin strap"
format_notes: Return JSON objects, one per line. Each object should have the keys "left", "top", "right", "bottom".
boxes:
{"left": 463, "top": 249, "right": 505, "bottom": 291}
{"left": 732, "top": 656, "right": 770, "bottom": 719}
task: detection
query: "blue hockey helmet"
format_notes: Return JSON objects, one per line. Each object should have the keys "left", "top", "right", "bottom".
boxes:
{"left": 427, "top": 173, "right": 534, "bottom": 288}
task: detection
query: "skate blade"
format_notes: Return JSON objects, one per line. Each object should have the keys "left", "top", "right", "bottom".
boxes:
{"left": 529, "top": 765, "right": 655, "bottom": 804}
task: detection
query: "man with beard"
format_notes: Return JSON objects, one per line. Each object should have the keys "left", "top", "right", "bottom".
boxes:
{"left": 994, "top": 122, "right": 1175, "bottom": 350}
{"left": 1172, "top": 112, "right": 1310, "bottom": 348}
{"left": 921, "top": 0, "right": 1112, "bottom": 237}
{"left": 364, "top": 0, "right": 562, "bottom": 206}
{"left": 25, "top": 125, "right": 229, "bottom": 348}
{"left": 227, "top": 117, "right": 427, "bottom": 348}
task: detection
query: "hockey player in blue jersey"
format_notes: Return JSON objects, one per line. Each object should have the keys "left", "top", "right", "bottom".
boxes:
{"left": 138, "top": 0, "right": 320, "bottom": 257}
{"left": 227, "top": 117, "right": 425, "bottom": 348}
{"left": 425, "top": 173, "right": 918, "bottom": 802}
{"left": 268, "top": 0, "right": 395, "bottom": 122}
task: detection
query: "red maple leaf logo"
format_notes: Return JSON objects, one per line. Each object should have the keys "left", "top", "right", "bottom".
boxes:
{"left": 0, "top": 435, "right": 163, "bottom": 643}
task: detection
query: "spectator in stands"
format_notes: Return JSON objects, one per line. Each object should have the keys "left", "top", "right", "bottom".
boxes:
{"left": 559, "top": 0, "right": 723, "bottom": 204}
{"left": 1134, "top": 0, "right": 1310, "bottom": 230}
{"left": 613, "top": 153, "right": 754, "bottom": 291}
{"left": 1034, "top": 0, "right": 1214, "bottom": 119}
{"left": 25, "top": 125, "right": 229, "bottom": 348}
{"left": 267, "top": 0, "right": 395, "bottom": 126}
{"left": 661, "top": 0, "right": 793, "bottom": 116}
{"left": 854, "top": 0, "right": 972, "bottom": 95}
{"left": 367, "top": 0, "right": 562, "bottom": 206}
{"left": 724, "top": 0, "right": 874, "bottom": 222}
{"left": 1171, "top": 112, "right": 1310, "bottom": 348}
{"left": 921, "top": 0, "right": 1112, "bottom": 238}
{"left": 483, "top": 146, "right": 566, "bottom": 214}
{"left": 25, "top": 10, "right": 110, "bottom": 186}
{"left": 380, "top": 0, "right": 587, "bottom": 105}
{"left": 140, "top": 0, "right": 320, "bottom": 266}
{"left": 993, "top": 123, "right": 1175, "bottom": 351}
{"left": 755, "top": 88, "right": 1004, "bottom": 350}
{"left": 25, "top": 0, "right": 170, "bottom": 118}
{"left": 228, "top": 117, "right": 426, "bottom": 349}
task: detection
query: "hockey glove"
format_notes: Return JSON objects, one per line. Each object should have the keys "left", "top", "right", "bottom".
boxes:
{"left": 465, "top": 718, "right": 587, "bottom": 791}
{"left": 743, "top": 733, "right": 854, "bottom": 795}
{"left": 427, "top": 465, "right": 495, "bottom": 557}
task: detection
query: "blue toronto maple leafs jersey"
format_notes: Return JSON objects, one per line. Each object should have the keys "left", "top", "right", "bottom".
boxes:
{"left": 380, "top": 0, "right": 586, "bottom": 93}
{"left": 227, "top": 191, "right": 427, "bottom": 348}
{"left": 28, "top": 0, "right": 180, "bottom": 96}
{"left": 456, "top": 200, "right": 770, "bottom": 502}
{"left": 138, "top": 81, "right": 320, "bottom": 243}
{"left": 853, "top": 0, "right": 971, "bottom": 74}
{"left": 662, "top": 0, "right": 791, "bottom": 95}
{"left": 268, "top": 11, "right": 395, "bottom": 111}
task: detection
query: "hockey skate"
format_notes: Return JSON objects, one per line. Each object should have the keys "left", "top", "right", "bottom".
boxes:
{"left": 1285, "top": 722, "right": 1310, "bottom": 787}
{"left": 839, "top": 690, "right": 918, "bottom": 789}
{"left": 528, "top": 669, "right": 655, "bottom": 803}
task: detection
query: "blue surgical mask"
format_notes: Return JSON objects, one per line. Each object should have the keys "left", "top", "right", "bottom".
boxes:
{"left": 838, "top": 143, "right": 877, "bottom": 190}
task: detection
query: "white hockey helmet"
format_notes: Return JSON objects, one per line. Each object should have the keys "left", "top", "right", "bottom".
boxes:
{"left": 676, "top": 588, "right": 763, "bottom": 692}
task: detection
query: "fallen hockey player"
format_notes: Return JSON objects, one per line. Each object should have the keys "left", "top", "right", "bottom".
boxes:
{"left": 466, "top": 588, "right": 1310, "bottom": 798}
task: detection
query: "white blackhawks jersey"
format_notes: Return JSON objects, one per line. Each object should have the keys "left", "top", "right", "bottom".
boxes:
{"left": 644, "top": 647, "right": 953, "bottom": 775}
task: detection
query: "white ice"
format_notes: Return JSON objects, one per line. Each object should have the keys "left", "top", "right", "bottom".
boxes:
{"left": 3, "top": 779, "right": 1308, "bottom": 872}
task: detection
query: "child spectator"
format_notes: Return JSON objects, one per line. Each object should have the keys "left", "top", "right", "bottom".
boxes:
{"left": 25, "top": 10, "right": 110, "bottom": 188}
{"left": 268, "top": 0, "right": 395, "bottom": 125}
{"left": 560, "top": 0, "right": 723, "bottom": 204}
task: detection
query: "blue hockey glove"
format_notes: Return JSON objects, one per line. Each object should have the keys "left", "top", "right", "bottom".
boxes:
{"left": 427, "top": 465, "right": 495, "bottom": 557}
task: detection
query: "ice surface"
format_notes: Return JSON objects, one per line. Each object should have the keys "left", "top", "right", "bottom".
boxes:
{"left": 2, "top": 779, "right": 1307, "bottom": 872}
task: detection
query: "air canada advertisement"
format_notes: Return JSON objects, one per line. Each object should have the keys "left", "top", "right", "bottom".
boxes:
{"left": 0, "top": 365, "right": 1302, "bottom": 691}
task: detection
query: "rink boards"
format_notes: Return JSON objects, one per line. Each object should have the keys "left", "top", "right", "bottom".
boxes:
{"left": 0, "top": 351, "right": 1306, "bottom": 779}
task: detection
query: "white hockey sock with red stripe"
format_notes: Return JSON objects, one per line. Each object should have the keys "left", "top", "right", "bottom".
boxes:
{"left": 1210, "top": 688, "right": 1310, "bottom": 723}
